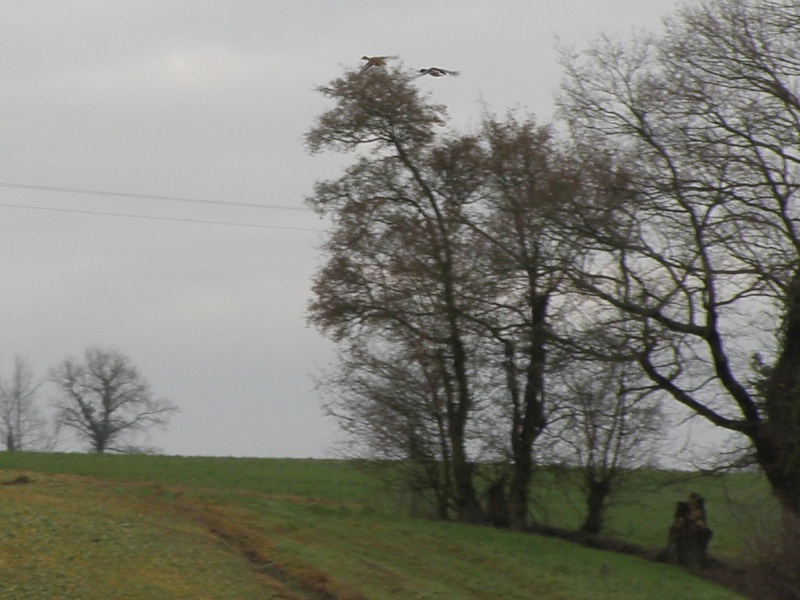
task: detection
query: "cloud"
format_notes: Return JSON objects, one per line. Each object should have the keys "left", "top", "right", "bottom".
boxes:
{"left": 0, "top": 0, "right": 678, "bottom": 457}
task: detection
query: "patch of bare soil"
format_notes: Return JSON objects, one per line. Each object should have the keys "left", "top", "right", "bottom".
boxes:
{"left": 2, "top": 475, "right": 32, "bottom": 485}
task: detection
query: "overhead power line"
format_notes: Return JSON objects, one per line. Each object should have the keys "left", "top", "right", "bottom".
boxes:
{"left": 0, "top": 202, "right": 323, "bottom": 232}
{"left": 0, "top": 181, "right": 312, "bottom": 212}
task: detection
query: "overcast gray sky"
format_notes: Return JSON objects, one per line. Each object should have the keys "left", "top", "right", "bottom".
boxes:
{"left": 0, "top": 1, "right": 679, "bottom": 457}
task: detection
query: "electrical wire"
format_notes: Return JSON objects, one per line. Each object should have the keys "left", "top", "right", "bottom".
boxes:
{"left": 0, "top": 202, "right": 324, "bottom": 232}
{"left": 0, "top": 181, "right": 325, "bottom": 231}
{"left": 0, "top": 181, "right": 312, "bottom": 212}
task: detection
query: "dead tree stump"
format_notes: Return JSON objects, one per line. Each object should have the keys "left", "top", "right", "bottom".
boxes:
{"left": 664, "top": 492, "right": 713, "bottom": 568}
{"left": 486, "top": 475, "right": 509, "bottom": 528}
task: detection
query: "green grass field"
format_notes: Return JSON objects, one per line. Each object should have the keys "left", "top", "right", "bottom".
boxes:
{"left": 0, "top": 452, "right": 761, "bottom": 599}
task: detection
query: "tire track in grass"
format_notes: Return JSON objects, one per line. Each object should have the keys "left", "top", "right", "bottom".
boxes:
{"left": 0, "top": 471, "right": 360, "bottom": 600}
{"left": 164, "top": 493, "right": 365, "bottom": 600}
{"left": 0, "top": 472, "right": 271, "bottom": 599}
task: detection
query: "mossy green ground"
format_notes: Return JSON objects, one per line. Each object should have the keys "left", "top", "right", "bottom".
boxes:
{"left": 0, "top": 474, "right": 268, "bottom": 599}
{"left": 0, "top": 453, "right": 757, "bottom": 599}
{"left": 524, "top": 467, "right": 775, "bottom": 563}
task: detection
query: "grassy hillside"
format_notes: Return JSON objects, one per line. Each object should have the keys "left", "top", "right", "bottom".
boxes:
{"left": 523, "top": 467, "right": 776, "bottom": 564}
{"left": 0, "top": 453, "right": 756, "bottom": 599}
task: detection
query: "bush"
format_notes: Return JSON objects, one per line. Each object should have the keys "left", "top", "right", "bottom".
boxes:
{"left": 748, "top": 513, "right": 800, "bottom": 600}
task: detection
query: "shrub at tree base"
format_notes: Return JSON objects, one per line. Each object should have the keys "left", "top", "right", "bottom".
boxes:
{"left": 748, "top": 513, "right": 800, "bottom": 600}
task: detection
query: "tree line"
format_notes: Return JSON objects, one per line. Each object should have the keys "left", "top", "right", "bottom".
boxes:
{"left": 305, "top": 0, "right": 800, "bottom": 534}
{"left": 0, "top": 347, "right": 177, "bottom": 454}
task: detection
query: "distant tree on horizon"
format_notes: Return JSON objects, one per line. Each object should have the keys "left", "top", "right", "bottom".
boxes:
{"left": 50, "top": 346, "right": 178, "bottom": 453}
{"left": 0, "top": 356, "right": 54, "bottom": 451}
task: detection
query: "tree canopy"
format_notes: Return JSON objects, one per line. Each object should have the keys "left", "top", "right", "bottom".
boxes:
{"left": 50, "top": 347, "right": 178, "bottom": 453}
{"left": 558, "top": 0, "right": 800, "bottom": 513}
{"left": 307, "top": 0, "right": 800, "bottom": 524}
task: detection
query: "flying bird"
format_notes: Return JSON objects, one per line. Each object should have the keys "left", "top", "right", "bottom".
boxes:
{"left": 418, "top": 67, "right": 460, "bottom": 77}
{"left": 360, "top": 55, "right": 398, "bottom": 73}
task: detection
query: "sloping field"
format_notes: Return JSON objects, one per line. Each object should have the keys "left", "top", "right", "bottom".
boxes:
{"left": 0, "top": 473, "right": 268, "bottom": 599}
{"left": 0, "top": 454, "right": 751, "bottom": 599}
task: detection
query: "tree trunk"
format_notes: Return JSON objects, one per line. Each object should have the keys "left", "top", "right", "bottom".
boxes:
{"left": 580, "top": 478, "right": 611, "bottom": 535}
{"left": 759, "top": 270, "right": 800, "bottom": 516}
{"left": 439, "top": 223, "right": 482, "bottom": 522}
{"left": 508, "top": 290, "right": 548, "bottom": 531}
{"left": 486, "top": 475, "right": 510, "bottom": 528}
{"left": 449, "top": 418, "right": 481, "bottom": 522}
{"left": 754, "top": 432, "right": 800, "bottom": 518}
{"left": 507, "top": 454, "right": 532, "bottom": 531}
{"left": 441, "top": 341, "right": 481, "bottom": 522}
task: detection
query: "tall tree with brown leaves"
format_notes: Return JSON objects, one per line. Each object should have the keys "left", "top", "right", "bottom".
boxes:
{"left": 306, "top": 67, "right": 484, "bottom": 521}
{"left": 306, "top": 67, "right": 584, "bottom": 526}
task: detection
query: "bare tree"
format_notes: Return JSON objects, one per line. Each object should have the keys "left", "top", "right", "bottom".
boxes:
{"left": 320, "top": 338, "right": 458, "bottom": 519}
{"left": 464, "top": 113, "right": 584, "bottom": 530}
{"left": 558, "top": 0, "right": 800, "bottom": 514}
{"left": 549, "top": 358, "right": 663, "bottom": 535}
{"left": 50, "top": 347, "right": 178, "bottom": 453}
{"left": 0, "top": 356, "right": 50, "bottom": 451}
